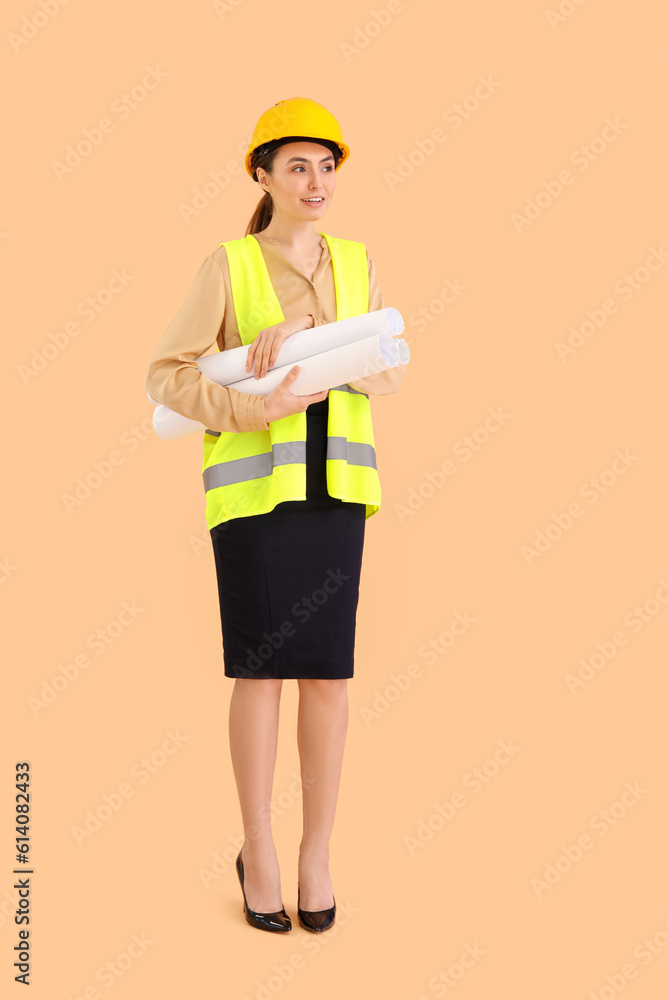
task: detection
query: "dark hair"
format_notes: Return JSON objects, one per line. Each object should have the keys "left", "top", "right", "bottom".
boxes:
{"left": 245, "top": 137, "right": 342, "bottom": 236}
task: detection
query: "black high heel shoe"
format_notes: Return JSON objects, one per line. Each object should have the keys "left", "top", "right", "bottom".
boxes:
{"left": 297, "top": 883, "right": 336, "bottom": 932}
{"left": 235, "top": 849, "right": 292, "bottom": 932}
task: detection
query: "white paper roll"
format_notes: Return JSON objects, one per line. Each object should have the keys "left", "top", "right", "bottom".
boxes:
{"left": 152, "top": 334, "right": 409, "bottom": 442}
{"left": 153, "top": 407, "right": 210, "bottom": 440}
{"left": 224, "top": 332, "right": 399, "bottom": 396}
{"left": 196, "top": 306, "right": 404, "bottom": 387}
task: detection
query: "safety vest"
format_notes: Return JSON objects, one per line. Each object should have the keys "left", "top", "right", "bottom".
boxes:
{"left": 202, "top": 232, "right": 381, "bottom": 529}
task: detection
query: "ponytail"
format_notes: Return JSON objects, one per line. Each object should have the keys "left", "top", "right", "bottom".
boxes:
{"left": 245, "top": 191, "right": 273, "bottom": 236}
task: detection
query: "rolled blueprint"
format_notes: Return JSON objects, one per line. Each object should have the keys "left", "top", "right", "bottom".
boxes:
{"left": 146, "top": 307, "right": 403, "bottom": 411}
{"left": 197, "top": 306, "right": 402, "bottom": 387}
{"left": 152, "top": 333, "right": 409, "bottom": 442}
{"left": 149, "top": 306, "right": 406, "bottom": 441}
{"left": 226, "top": 332, "right": 399, "bottom": 395}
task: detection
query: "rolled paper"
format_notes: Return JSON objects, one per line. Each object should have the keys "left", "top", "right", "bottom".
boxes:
{"left": 152, "top": 333, "right": 409, "bottom": 442}
{"left": 195, "top": 306, "right": 404, "bottom": 387}
{"left": 149, "top": 306, "right": 406, "bottom": 441}
{"left": 224, "top": 332, "right": 399, "bottom": 396}
{"left": 148, "top": 306, "right": 404, "bottom": 435}
{"left": 153, "top": 407, "right": 209, "bottom": 440}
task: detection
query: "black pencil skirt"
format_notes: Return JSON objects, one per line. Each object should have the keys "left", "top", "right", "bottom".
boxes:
{"left": 210, "top": 396, "right": 367, "bottom": 679}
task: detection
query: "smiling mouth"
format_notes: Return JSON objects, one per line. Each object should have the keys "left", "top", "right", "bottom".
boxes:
{"left": 302, "top": 197, "right": 324, "bottom": 203}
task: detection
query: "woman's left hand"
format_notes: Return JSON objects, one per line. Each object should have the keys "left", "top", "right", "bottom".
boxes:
{"left": 245, "top": 314, "right": 314, "bottom": 379}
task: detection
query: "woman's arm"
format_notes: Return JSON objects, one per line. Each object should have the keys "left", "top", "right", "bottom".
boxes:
{"left": 144, "top": 254, "right": 270, "bottom": 433}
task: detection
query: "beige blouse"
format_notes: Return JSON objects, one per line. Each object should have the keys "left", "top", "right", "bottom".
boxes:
{"left": 144, "top": 232, "right": 407, "bottom": 434}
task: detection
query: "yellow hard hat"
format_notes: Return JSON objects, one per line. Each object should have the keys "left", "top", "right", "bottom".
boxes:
{"left": 245, "top": 97, "right": 350, "bottom": 181}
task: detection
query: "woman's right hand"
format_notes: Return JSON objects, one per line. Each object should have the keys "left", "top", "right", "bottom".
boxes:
{"left": 263, "top": 366, "right": 328, "bottom": 423}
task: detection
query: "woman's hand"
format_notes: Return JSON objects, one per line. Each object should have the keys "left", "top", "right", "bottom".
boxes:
{"left": 263, "top": 366, "right": 328, "bottom": 423}
{"left": 245, "top": 314, "right": 313, "bottom": 379}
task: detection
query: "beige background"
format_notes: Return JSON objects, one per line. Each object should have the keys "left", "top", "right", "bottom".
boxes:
{"left": 3, "top": 0, "right": 666, "bottom": 996}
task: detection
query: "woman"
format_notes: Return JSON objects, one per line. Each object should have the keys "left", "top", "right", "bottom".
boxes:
{"left": 145, "top": 97, "right": 406, "bottom": 933}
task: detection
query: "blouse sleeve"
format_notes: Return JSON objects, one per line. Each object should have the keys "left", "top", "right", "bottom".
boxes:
{"left": 346, "top": 251, "right": 408, "bottom": 396}
{"left": 144, "top": 254, "right": 270, "bottom": 433}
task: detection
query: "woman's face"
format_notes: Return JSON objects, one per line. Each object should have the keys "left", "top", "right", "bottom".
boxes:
{"left": 257, "top": 141, "right": 337, "bottom": 221}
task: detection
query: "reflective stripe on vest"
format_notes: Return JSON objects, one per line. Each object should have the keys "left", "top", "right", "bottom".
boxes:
{"left": 202, "top": 232, "right": 381, "bottom": 528}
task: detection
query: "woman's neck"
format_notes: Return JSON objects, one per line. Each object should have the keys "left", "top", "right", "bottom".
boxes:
{"left": 257, "top": 220, "right": 321, "bottom": 251}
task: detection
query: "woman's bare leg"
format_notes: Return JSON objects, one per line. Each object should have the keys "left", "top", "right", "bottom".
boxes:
{"left": 229, "top": 677, "right": 284, "bottom": 911}
{"left": 296, "top": 677, "right": 349, "bottom": 910}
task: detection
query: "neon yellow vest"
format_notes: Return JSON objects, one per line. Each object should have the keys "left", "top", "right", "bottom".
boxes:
{"left": 202, "top": 232, "right": 381, "bottom": 528}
